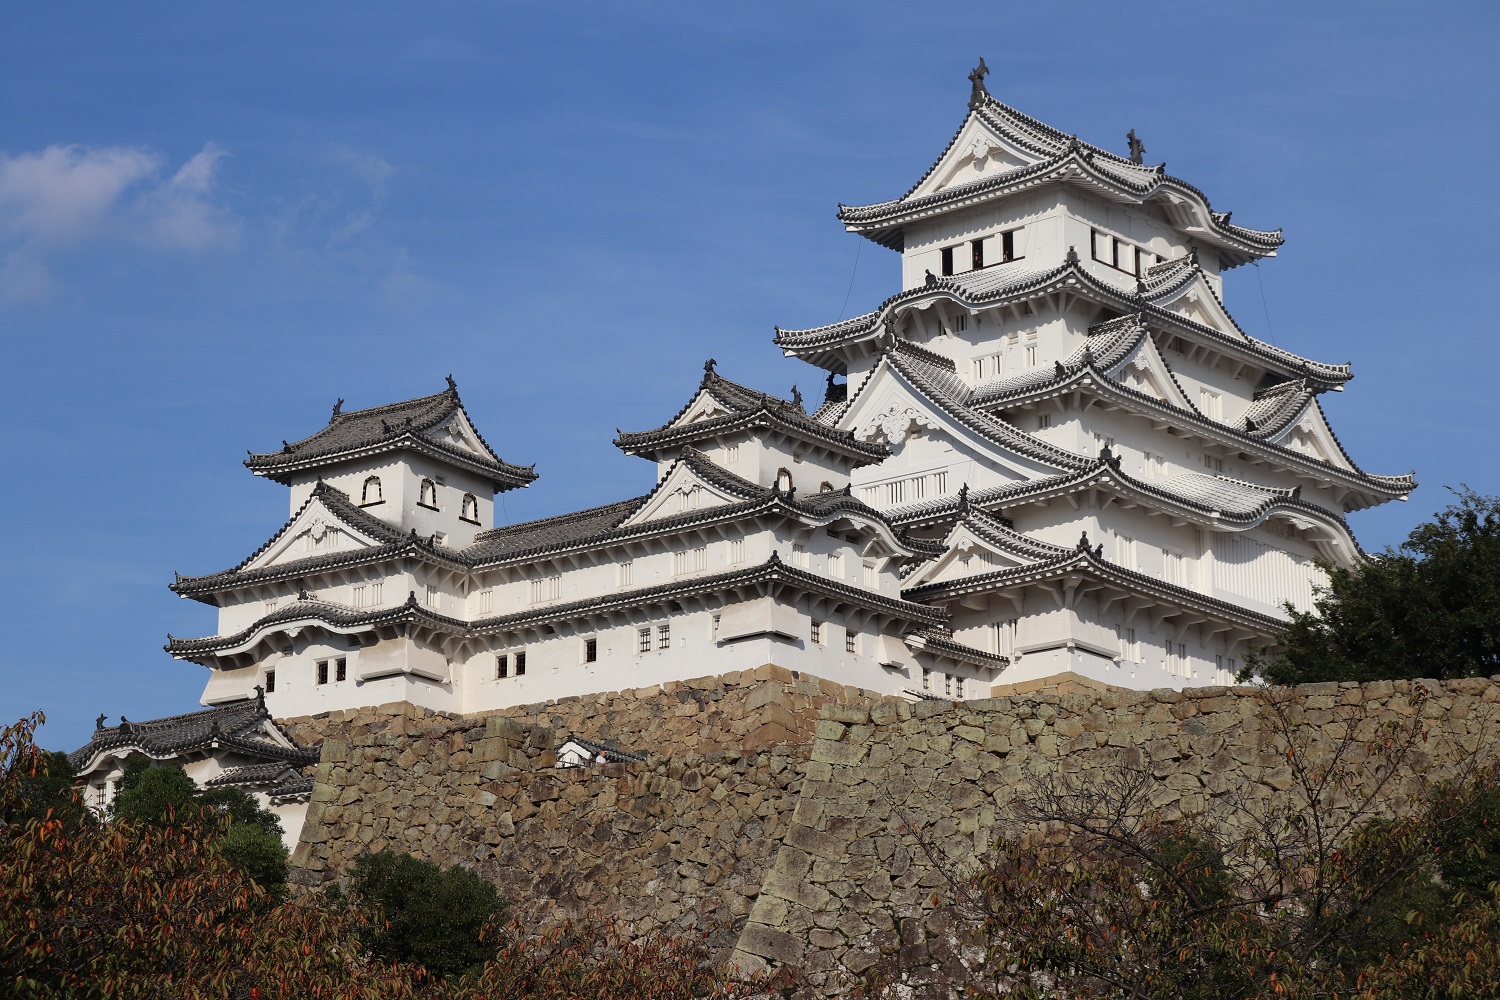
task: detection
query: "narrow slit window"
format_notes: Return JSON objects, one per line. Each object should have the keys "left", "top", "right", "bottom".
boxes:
{"left": 845, "top": 629, "right": 857, "bottom": 655}
{"left": 335, "top": 658, "right": 347, "bottom": 682}
{"left": 316, "top": 660, "right": 328, "bottom": 686}
{"left": 515, "top": 652, "right": 526, "bottom": 676}
{"left": 497, "top": 654, "right": 509, "bottom": 678}
{"left": 584, "top": 638, "right": 598, "bottom": 663}
{"left": 264, "top": 670, "right": 276, "bottom": 693}
{"left": 971, "top": 239, "right": 984, "bottom": 271}
{"left": 637, "top": 628, "right": 652, "bottom": 654}
{"left": 811, "top": 620, "right": 823, "bottom": 645}
{"left": 940, "top": 246, "right": 955, "bottom": 276}
{"left": 657, "top": 623, "right": 671, "bottom": 650}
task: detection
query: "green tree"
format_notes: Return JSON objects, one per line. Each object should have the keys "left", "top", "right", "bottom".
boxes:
{"left": 111, "top": 759, "right": 289, "bottom": 895}
{"left": 1249, "top": 488, "right": 1500, "bottom": 685}
{"left": 347, "top": 850, "right": 507, "bottom": 980}
{"left": 0, "top": 744, "right": 91, "bottom": 833}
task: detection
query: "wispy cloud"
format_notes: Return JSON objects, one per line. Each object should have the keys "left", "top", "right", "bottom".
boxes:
{"left": 0, "top": 142, "right": 237, "bottom": 302}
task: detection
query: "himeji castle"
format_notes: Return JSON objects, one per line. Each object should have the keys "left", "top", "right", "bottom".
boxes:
{"left": 161, "top": 65, "right": 1414, "bottom": 724}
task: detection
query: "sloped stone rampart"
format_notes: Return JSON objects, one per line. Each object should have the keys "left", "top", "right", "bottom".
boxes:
{"left": 288, "top": 665, "right": 893, "bottom": 951}
{"left": 285, "top": 672, "right": 1500, "bottom": 992}
{"left": 727, "top": 676, "right": 1500, "bottom": 992}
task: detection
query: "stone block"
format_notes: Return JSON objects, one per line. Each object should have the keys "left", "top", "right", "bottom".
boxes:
{"left": 814, "top": 720, "right": 847, "bottom": 741}
{"left": 811, "top": 740, "right": 869, "bottom": 767}
{"left": 824, "top": 703, "right": 871, "bottom": 725}
{"left": 736, "top": 923, "right": 805, "bottom": 965}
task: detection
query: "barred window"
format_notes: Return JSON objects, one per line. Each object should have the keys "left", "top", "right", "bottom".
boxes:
{"left": 657, "top": 623, "right": 671, "bottom": 650}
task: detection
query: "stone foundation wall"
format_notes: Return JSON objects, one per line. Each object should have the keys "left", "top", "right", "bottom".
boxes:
{"left": 285, "top": 672, "right": 1500, "bottom": 992}
{"left": 728, "top": 676, "right": 1500, "bottom": 991}
{"left": 288, "top": 665, "right": 892, "bottom": 951}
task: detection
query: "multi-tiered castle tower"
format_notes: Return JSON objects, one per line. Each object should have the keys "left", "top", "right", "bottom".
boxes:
{"left": 160, "top": 68, "right": 1412, "bottom": 723}
{"left": 777, "top": 65, "right": 1412, "bottom": 689}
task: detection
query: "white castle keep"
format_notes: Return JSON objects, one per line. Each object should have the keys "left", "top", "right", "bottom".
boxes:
{"left": 163, "top": 68, "right": 1413, "bottom": 722}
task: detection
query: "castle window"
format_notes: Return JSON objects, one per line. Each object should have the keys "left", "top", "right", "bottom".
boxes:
{"left": 637, "top": 628, "right": 652, "bottom": 654}
{"left": 264, "top": 670, "right": 276, "bottom": 693}
{"left": 1025, "top": 345, "right": 1037, "bottom": 367}
{"left": 459, "top": 493, "right": 480, "bottom": 524}
{"left": 811, "top": 620, "right": 823, "bottom": 645}
{"left": 1203, "top": 454, "right": 1224, "bottom": 473}
{"left": 619, "top": 561, "right": 633, "bottom": 587}
{"left": 792, "top": 543, "right": 808, "bottom": 568}
{"left": 335, "top": 658, "right": 347, "bottom": 682}
{"left": 828, "top": 553, "right": 844, "bottom": 578}
{"left": 1199, "top": 390, "right": 1222, "bottom": 421}
{"left": 862, "top": 561, "right": 877, "bottom": 589}
{"left": 425, "top": 584, "right": 440, "bottom": 609}
{"left": 725, "top": 442, "right": 740, "bottom": 463}
{"left": 845, "top": 629, "right": 858, "bottom": 655}
{"left": 729, "top": 539, "right": 744, "bottom": 565}
{"left": 515, "top": 652, "right": 526, "bottom": 676}
{"left": 477, "top": 589, "right": 492, "bottom": 614}
{"left": 921, "top": 666, "right": 931, "bottom": 691}
{"left": 1038, "top": 413, "right": 1050, "bottom": 430}
{"left": 775, "top": 468, "right": 793, "bottom": 492}
{"left": 940, "top": 245, "right": 955, "bottom": 276}
{"left": 673, "top": 547, "right": 706, "bottom": 576}
{"left": 316, "top": 660, "right": 328, "bottom": 685}
{"left": 370, "top": 581, "right": 383, "bottom": 605}
{"left": 352, "top": 585, "right": 366, "bottom": 608}
{"left": 530, "top": 576, "right": 561, "bottom": 603}
{"left": 497, "top": 654, "right": 509, "bottom": 678}
{"left": 657, "top": 623, "right": 671, "bottom": 650}
{"left": 584, "top": 638, "right": 598, "bottom": 663}
{"left": 970, "top": 239, "right": 983, "bottom": 271}
{"left": 418, "top": 478, "right": 439, "bottom": 510}
{"left": 712, "top": 614, "right": 721, "bottom": 641}
{"left": 361, "top": 476, "right": 383, "bottom": 506}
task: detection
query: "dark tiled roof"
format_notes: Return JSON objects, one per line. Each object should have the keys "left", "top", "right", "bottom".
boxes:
{"left": 774, "top": 258, "right": 1351, "bottom": 388}
{"left": 168, "top": 554, "right": 950, "bottom": 662}
{"left": 204, "top": 761, "right": 301, "bottom": 787}
{"left": 1242, "top": 379, "right": 1316, "bottom": 438}
{"left": 171, "top": 481, "right": 438, "bottom": 600}
{"left": 904, "top": 628, "right": 1010, "bottom": 668}
{"left": 69, "top": 700, "right": 318, "bottom": 771}
{"left": 245, "top": 381, "right": 537, "bottom": 489}
{"left": 967, "top": 348, "right": 1413, "bottom": 505}
{"left": 836, "top": 97, "right": 1282, "bottom": 268}
{"left": 614, "top": 365, "right": 886, "bottom": 464}
{"left": 467, "top": 447, "right": 942, "bottom": 566}
{"left": 555, "top": 735, "right": 648, "bottom": 765}
{"left": 903, "top": 541, "right": 1287, "bottom": 634}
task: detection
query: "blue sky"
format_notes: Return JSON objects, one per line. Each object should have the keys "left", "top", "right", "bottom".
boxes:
{"left": 3, "top": 3, "right": 1495, "bottom": 751}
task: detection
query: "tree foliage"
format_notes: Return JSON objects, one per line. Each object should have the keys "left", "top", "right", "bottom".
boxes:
{"left": 1252, "top": 487, "right": 1500, "bottom": 685}
{"left": 1, "top": 712, "right": 780, "bottom": 999}
{"left": 345, "top": 850, "right": 507, "bottom": 980}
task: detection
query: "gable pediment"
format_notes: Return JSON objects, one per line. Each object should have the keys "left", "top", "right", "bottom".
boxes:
{"left": 907, "top": 116, "right": 1043, "bottom": 201}
{"left": 904, "top": 522, "right": 1047, "bottom": 588}
{"left": 618, "top": 458, "right": 749, "bottom": 528}
{"left": 1268, "top": 403, "right": 1355, "bottom": 471}
{"left": 1152, "top": 273, "right": 1243, "bottom": 339}
{"left": 244, "top": 497, "right": 388, "bottom": 572}
{"left": 420, "top": 410, "right": 488, "bottom": 459}
{"left": 1113, "top": 336, "right": 1192, "bottom": 409}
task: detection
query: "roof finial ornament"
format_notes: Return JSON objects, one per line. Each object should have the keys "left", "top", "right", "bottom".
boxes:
{"left": 253, "top": 684, "right": 267, "bottom": 715}
{"left": 1126, "top": 128, "right": 1145, "bottom": 165}
{"left": 1099, "top": 443, "right": 1117, "bottom": 467}
{"left": 957, "top": 482, "right": 971, "bottom": 515}
{"left": 967, "top": 57, "right": 990, "bottom": 109}
{"left": 330, "top": 398, "right": 343, "bottom": 423}
{"left": 791, "top": 385, "right": 804, "bottom": 411}
{"left": 1066, "top": 246, "right": 1079, "bottom": 264}
{"left": 924, "top": 268, "right": 938, "bottom": 288}
{"left": 282, "top": 440, "right": 293, "bottom": 453}
{"left": 445, "top": 374, "right": 457, "bottom": 392}
{"left": 704, "top": 358, "right": 716, "bottom": 376}
{"left": 298, "top": 587, "right": 309, "bottom": 601}
{"left": 95, "top": 713, "right": 107, "bottom": 730}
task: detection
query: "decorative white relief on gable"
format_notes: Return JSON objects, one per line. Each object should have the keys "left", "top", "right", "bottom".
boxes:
{"left": 675, "top": 392, "right": 727, "bottom": 426}
{"left": 619, "top": 460, "right": 741, "bottom": 528}
{"left": 857, "top": 393, "right": 940, "bottom": 447}
{"left": 423, "top": 413, "right": 484, "bottom": 457}
{"left": 246, "top": 500, "right": 382, "bottom": 572}
{"left": 907, "top": 116, "right": 1037, "bottom": 201}
{"left": 904, "top": 524, "right": 1045, "bottom": 588}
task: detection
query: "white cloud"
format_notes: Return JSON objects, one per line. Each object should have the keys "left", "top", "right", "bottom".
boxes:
{"left": 0, "top": 145, "right": 159, "bottom": 244}
{"left": 0, "top": 142, "right": 237, "bottom": 302}
{"left": 323, "top": 145, "right": 395, "bottom": 245}
{"left": 134, "top": 143, "right": 238, "bottom": 250}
